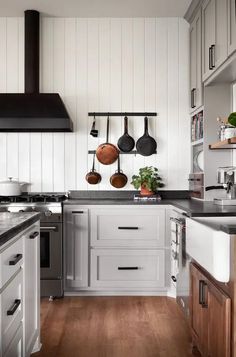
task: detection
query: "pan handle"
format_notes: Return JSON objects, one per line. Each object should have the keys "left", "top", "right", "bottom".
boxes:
{"left": 124, "top": 116, "right": 128, "bottom": 134}
{"left": 106, "top": 116, "right": 110, "bottom": 143}
{"left": 92, "top": 153, "right": 96, "bottom": 172}
{"left": 144, "top": 116, "right": 149, "bottom": 135}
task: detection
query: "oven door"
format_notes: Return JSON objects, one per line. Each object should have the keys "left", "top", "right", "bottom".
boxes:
{"left": 40, "top": 223, "right": 62, "bottom": 279}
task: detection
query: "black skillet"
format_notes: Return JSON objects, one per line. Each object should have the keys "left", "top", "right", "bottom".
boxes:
{"left": 117, "top": 116, "right": 135, "bottom": 152}
{"left": 136, "top": 117, "right": 157, "bottom": 156}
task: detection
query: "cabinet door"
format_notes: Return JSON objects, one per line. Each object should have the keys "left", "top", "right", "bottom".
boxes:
{"left": 228, "top": 0, "right": 236, "bottom": 55}
{"left": 190, "top": 10, "right": 202, "bottom": 112}
{"left": 64, "top": 209, "right": 89, "bottom": 289}
{"left": 190, "top": 264, "right": 208, "bottom": 356}
{"left": 23, "top": 223, "right": 40, "bottom": 357}
{"left": 214, "top": 0, "right": 227, "bottom": 68}
{"left": 207, "top": 279, "right": 231, "bottom": 357}
{"left": 202, "top": 0, "right": 216, "bottom": 80}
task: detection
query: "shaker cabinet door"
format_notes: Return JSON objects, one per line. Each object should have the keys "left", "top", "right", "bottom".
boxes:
{"left": 228, "top": 0, "right": 236, "bottom": 56}
{"left": 64, "top": 208, "right": 89, "bottom": 289}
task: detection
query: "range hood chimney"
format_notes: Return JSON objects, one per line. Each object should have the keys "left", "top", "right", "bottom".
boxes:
{"left": 0, "top": 10, "right": 73, "bottom": 132}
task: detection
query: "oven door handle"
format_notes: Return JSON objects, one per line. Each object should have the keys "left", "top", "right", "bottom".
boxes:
{"left": 40, "top": 226, "right": 57, "bottom": 231}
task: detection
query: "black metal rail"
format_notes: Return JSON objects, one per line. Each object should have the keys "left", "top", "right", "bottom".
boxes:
{"left": 88, "top": 112, "right": 157, "bottom": 117}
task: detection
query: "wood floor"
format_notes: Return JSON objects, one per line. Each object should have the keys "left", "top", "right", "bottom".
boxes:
{"left": 34, "top": 296, "right": 195, "bottom": 357}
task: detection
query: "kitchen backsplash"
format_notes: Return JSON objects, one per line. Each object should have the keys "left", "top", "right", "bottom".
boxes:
{"left": 0, "top": 17, "right": 190, "bottom": 191}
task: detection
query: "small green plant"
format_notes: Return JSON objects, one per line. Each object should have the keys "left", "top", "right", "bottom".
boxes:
{"left": 131, "top": 166, "right": 164, "bottom": 192}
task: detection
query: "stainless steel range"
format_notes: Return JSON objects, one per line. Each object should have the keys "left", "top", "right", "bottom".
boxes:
{"left": 0, "top": 193, "right": 66, "bottom": 299}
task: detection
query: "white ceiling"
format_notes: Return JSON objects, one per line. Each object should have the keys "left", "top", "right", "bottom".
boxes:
{"left": 0, "top": 0, "right": 192, "bottom": 17}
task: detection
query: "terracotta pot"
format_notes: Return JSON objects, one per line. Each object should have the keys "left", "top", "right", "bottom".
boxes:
{"left": 140, "top": 183, "right": 154, "bottom": 196}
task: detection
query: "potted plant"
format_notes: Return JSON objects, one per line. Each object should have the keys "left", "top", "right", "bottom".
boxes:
{"left": 131, "top": 166, "right": 164, "bottom": 196}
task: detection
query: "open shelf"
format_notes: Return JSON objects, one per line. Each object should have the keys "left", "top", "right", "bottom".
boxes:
{"left": 209, "top": 137, "right": 236, "bottom": 149}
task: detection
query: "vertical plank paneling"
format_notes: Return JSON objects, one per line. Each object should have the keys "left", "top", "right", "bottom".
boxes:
{"left": 133, "top": 18, "right": 145, "bottom": 176}
{"left": 144, "top": 18, "right": 157, "bottom": 168}
{"left": 53, "top": 18, "right": 65, "bottom": 191}
{"left": 41, "top": 17, "right": 54, "bottom": 191}
{"left": 76, "top": 19, "right": 88, "bottom": 189}
{"left": 64, "top": 18, "right": 76, "bottom": 191}
{"left": 178, "top": 19, "right": 190, "bottom": 189}
{"left": 110, "top": 19, "right": 122, "bottom": 182}
{"left": 156, "top": 18, "right": 168, "bottom": 186}
{"left": 98, "top": 18, "right": 111, "bottom": 189}
{"left": 6, "top": 18, "right": 19, "bottom": 179}
{"left": 0, "top": 18, "right": 7, "bottom": 179}
{"left": 167, "top": 18, "right": 179, "bottom": 189}
{"left": 0, "top": 17, "right": 190, "bottom": 191}
{"left": 87, "top": 19, "right": 99, "bottom": 190}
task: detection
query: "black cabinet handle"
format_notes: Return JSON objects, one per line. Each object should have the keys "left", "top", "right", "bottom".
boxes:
{"left": 7, "top": 299, "right": 21, "bottom": 316}
{"left": 72, "top": 211, "right": 84, "bottom": 214}
{"left": 199, "top": 280, "right": 208, "bottom": 308}
{"left": 29, "top": 231, "right": 39, "bottom": 239}
{"left": 171, "top": 275, "right": 177, "bottom": 282}
{"left": 191, "top": 88, "right": 196, "bottom": 108}
{"left": 118, "top": 227, "right": 139, "bottom": 230}
{"left": 9, "top": 254, "right": 23, "bottom": 266}
{"left": 118, "top": 267, "right": 139, "bottom": 270}
{"left": 209, "top": 46, "right": 213, "bottom": 70}
{"left": 211, "top": 44, "right": 215, "bottom": 68}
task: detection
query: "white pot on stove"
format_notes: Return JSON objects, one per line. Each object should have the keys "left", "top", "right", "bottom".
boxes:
{"left": 0, "top": 177, "right": 27, "bottom": 196}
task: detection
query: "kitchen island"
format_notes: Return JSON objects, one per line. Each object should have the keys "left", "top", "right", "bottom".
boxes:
{"left": 0, "top": 212, "right": 41, "bottom": 357}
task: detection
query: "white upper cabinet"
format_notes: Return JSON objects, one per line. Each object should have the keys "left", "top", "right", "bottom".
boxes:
{"left": 228, "top": 0, "right": 236, "bottom": 56}
{"left": 190, "top": 9, "right": 202, "bottom": 111}
{"left": 202, "top": 0, "right": 227, "bottom": 81}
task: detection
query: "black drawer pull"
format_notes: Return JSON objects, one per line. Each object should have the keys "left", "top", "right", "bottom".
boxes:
{"left": 29, "top": 231, "right": 39, "bottom": 239}
{"left": 118, "top": 266, "right": 139, "bottom": 270}
{"left": 199, "top": 280, "right": 208, "bottom": 308}
{"left": 72, "top": 211, "right": 84, "bottom": 214}
{"left": 9, "top": 254, "right": 23, "bottom": 266}
{"left": 7, "top": 299, "right": 21, "bottom": 316}
{"left": 118, "top": 227, "right": 139, "bottom": 230}
{"left": 171, "top": 275, "right": 177, "bottom": 282}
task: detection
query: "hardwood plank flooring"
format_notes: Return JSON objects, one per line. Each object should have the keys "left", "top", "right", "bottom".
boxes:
{"left": 34, "top": 296, "right": 196, "bottom": 357}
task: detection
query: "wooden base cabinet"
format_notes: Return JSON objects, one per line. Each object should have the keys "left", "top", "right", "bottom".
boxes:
{"left": 190, "top": 263, "right": 231, "bottom": 357}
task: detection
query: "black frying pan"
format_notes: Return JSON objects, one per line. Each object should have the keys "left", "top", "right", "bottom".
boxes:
{"left": 136, "top": 117, "right": 157, "bottom": 156}
{"left": 117, "top": 116, "right": 135, "bottom": 152}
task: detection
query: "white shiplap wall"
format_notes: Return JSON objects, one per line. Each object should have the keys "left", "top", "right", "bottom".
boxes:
{"left": 0, "top": 17, "right": 190, "bottom": 192}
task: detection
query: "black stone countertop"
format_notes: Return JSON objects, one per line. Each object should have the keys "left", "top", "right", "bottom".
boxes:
{"left": 64, "top": 197, "right": 236, "bottom": 234}
{"left": 64, "top": 198, "right": 236, "bottom": 217}
{"left": 0, "top": 212, "right": 40, "bottom": 248}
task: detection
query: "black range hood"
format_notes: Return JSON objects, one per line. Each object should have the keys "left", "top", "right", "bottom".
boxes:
{"left": 0, "top": 10, "right": 73, "bottom": 132}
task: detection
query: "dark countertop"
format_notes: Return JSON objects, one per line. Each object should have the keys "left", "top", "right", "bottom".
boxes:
{"left": 64, "top": 198, "right": 236, "bottom": 217}
{"left": 64, "top": 198, "right": 236, "bottom": 234}
{"left": 0, "top": 212, "right": 40, "bottom": 248}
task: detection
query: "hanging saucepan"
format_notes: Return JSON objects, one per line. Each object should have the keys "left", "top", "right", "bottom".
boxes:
{"left": 136, "top": 116, "right": 157, "bottom": 156}
{"left": 110, "top": 155, "right": 128, "bottom": 188}
{"left": 85, "top": 153, "right": 102, "bottom": 185}
{"left": 96, "top": 116, "right": 119, "bottom": 165}
{"left": 117, "top": 116, "right": 135, "bottom": 152}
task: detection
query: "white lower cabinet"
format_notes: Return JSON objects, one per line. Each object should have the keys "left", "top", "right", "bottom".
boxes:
{"left": 0, "top": 270, "right": 23, "bottom": 355}
{"left": 0, "top": 220, "right": 40, "bottom": 357}
{"left": 91, "top": 249, "right": 165, "bottom": 288}
{"left": 4, "top": 323, "right": 23, "bottom": 357}
{"left": 23, "top": 223, "right": 40, "bottom": 357}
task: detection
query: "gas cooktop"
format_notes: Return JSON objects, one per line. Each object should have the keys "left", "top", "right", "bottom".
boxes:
{"left": 0, "top": 193, "right": 67, "bottom": 204}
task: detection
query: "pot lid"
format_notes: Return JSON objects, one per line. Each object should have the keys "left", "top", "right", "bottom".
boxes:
{"left": 0, "top": 177, "right": 21, "bottom": 184}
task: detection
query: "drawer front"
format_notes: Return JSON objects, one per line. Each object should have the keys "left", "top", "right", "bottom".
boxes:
{"left": 1, "top": 270, "right": 23, "bottom": 354}
{"left": 4, "top": 323, "right": 23, "bottom": 357}
{"left": 91, "top": 249, "right": 165, "bottom": 288}
{"left": 90, "top": 208, "right": 165, "bottom": 247}
{"left": 0, "top": 237, "right": 23, "bottom": 289}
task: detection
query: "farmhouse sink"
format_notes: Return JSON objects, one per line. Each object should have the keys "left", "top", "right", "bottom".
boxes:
{"left": 186, "top": 216, "right": 236, "bottom": 283}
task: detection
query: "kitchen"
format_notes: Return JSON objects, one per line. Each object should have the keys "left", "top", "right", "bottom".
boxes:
{"left": 1, "top": 0, "right": 236, "bottom": 356}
